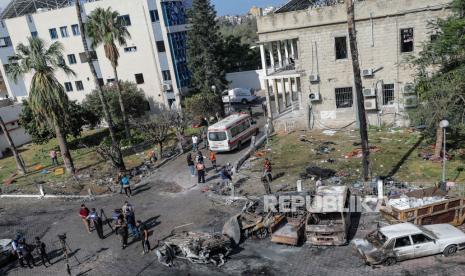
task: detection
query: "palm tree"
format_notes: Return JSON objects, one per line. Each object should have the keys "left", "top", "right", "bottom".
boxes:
{"left": 0, "top": 115, "right": 26, "bottom": 174}
{"left": 86, "top": 7, "right": 131, "bottom": 139}
{"left": 75, "top": 0, "right": 125, "bottom": 171}
{"left": 7, "top": 38, "right": 75, "bottom": 173}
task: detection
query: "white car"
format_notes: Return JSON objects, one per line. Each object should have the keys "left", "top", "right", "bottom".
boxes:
{"left": 353, "top": 222, "right": 465, "bottom": 266}
{"left": 0, "top": 239, "right": 14, "bottom": 266}
{"left": 222, "top": 88, "right": 257, "bottom": 104}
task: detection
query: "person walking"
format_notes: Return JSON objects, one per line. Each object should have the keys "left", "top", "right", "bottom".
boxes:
{"left": 79, "top": 204, "right": 91, "bottom": 233}
{"left": 187, "top": 153, "right": 195, "bottom": 177}
{"left": 124, "top": 207, "right": 139, "bottom": 238}
{"left": 196, "top": 161, "right": 206, "bottom": 184}
{"left": 120, "top": 174, "right": 132, "bottom": 197}
{"left": 262, "top": 158, "right": 273, "bottom": 194}
{"left": 49, "top": 149, "right": 58, "bottom": 166}
{"left": 115, "top": 217, "right": 128, "bottom": 249}
{"left": 136, "top": 220, "right": 150, "bottom": 254}
{"left": 116, "top": 171, "right": 124, "bottom": 194}
{"left": 192, "top": 135, "right": 198, "bottom": 152}
{"left": 195, "top": 150, "right": 204, "bottom": 164}
{"left": 34, "top": 237, "right": 51, "bottom": 267}
{"left": 88, "top": 208, "right": 104, "bottom": 239}
{"left": 219, "top": 165, "right": 232, "bottom": 186}
{"left": 209, "top": 150, "right": 217, "bottom": 171}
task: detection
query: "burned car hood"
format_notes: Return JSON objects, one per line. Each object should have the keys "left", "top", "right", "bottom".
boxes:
{"left": 352, "top": 238, "right": 376, "bottom": 255}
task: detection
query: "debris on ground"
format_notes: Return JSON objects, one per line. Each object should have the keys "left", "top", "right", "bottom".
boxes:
{"left": 322, "top": 130, "right": 336, "bottom": 136}
{"left": 302, "top": 166, "right": 336, "bottom": 179}
{"left": 344, "top": 146, "right": 380, "bottom": 158}
{"left": 155, "top": 231, "right": 232, "bottom": 267}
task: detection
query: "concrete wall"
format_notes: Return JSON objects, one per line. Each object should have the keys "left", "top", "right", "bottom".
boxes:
{"left": 0, "top": 103, "right": 31, "bottom": 157}
{"left": 257, "top": 0, "right": 451, "bottom": 129}
{"left": 226, "top": 70, "right": 266, "bottom": 90}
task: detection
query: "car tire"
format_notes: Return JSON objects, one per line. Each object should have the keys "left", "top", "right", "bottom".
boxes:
{"left": 444, "top": 245, "right": 458, "bottom": 257}
{"left": 383, "top": 257, "right": 397, "bottom": 266}
{"left": 241, "top": 99, "right": 248, "bottom": 105}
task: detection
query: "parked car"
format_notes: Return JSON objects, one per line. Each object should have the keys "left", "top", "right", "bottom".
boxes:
{"left": 222, "top": 88, "right": 257, "bottom": 104}
{"left": 352, "top": 222, "right": 465, "bottom": 266}
{"left": 0, "top": 239, "right": 14, "bottom": 266}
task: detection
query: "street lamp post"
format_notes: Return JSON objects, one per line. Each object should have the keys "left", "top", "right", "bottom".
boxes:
{"left": 439, "top": 119, "right": 449, "bottom": 183}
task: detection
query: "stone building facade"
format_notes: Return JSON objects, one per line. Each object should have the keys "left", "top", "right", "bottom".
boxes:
{"left": 256, "top": 0, "right": 451, "bottom": 130}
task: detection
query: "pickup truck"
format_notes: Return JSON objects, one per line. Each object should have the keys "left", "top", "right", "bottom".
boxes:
{"left": 353, "top": 222, "right": 465, "bottom": 266}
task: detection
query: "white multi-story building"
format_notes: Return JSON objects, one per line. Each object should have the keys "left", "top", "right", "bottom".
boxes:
{"left": 0, "top": 0, "right": 192, "bottom": 111}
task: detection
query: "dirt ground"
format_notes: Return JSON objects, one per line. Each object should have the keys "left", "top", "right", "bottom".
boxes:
{"left": 235, "top": 128, "right": 465, "bottom": 196}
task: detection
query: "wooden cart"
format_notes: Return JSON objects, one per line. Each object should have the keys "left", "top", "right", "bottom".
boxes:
{"left": 380, "top": 187, "right": 465, "bottom": 226}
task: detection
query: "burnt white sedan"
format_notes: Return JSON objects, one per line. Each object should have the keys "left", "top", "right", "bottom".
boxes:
{"left": 353, "top": 222, "right": 465, "bottom": 266}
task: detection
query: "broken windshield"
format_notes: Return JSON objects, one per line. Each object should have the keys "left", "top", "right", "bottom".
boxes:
{"left": 366, "top": 230, "right": 387, "bottom": 248}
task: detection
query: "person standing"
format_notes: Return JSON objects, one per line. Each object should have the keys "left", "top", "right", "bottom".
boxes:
{"left": 120, "top": 174, "right": 132, "bottom": 197}
{"left": 196, "top": 161, "right": 206, "bottom": 184}
{"left": 202, "top": 129, "right": 208, "bottom": 149}
{"left": 88, "top": 208, "right": 104, "bottom": 239}
{"left": 195, "top": 150, "right": 204, "bottom": 164}
{"left": 18, "top": 239, "right": 35, "bottom": 268}
{"left": 187, "top": 153, "right": 195, "bottom": 177}
{"left": 123, "top": 205, "right": 139, "bottom": 239}
{"left": 209, "top": 150, "right": 217, "bottom": 172}
{"left": 136, "top": 220, "right": 150, "bottom": 254}
{"left": 262, "top": 158, "right": 273, "bottom": 194}
{"left": 34, "top": 237, "right": 51, "bottom": 267}
{"left": 79, "top": 204, "right": 91, "bottom": 233}
{"left": 192, "top": 135, "right": 198, "bottom": 152}
{"left": 115, "top": 217, "right": 128, "bottom": 249}
{"left": 219, "top": 165, "right": 232, "bottom": 186}
{"left": 49, "top": 149, "right": 58, "bottom": 166}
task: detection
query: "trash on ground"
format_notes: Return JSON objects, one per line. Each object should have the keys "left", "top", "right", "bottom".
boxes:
{"left": 322, "top": 130, "right": 336, "bottom": 136}
{"left": 303, "top": 166, "right": 336, "bottom": 179}
{"left": 344, "top": 146, "right": 380, "bottom": 158}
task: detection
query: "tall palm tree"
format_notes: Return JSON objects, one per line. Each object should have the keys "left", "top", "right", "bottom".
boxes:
{"left": 7, "top": 38, "right": 75, "bottom": 173}
{"left": 86, "top": 7, "right": 131, "bottom": 139}
{"left": 0, "top": 115, "right": 26, "bottom": 174}
{"left": 75, "top": 0, "right": 125, "bottom": 171}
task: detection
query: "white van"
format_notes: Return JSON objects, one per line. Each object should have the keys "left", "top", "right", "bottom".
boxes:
{"left": 208, "top": 113, "right": 258, "bottom": 152}
{"left": 222, "top": 88, "right": 257, "bottom": 104}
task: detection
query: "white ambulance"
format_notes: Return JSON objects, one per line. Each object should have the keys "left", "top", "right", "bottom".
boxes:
{"left": 207, "top": 113, "right": 258, "bottom": 152}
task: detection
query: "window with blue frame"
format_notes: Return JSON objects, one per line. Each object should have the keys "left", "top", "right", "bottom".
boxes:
{"left": 150, "top": 10, "right": 159, "bottom": 22}
{"left": 161, "top": 1, "right": 187, "bottom": 26}
{"left": 49, "top": 28, "right": 58, "bottom": 39}
{"left": 167, "top": 31, "right": 189, "bottom": 88}
{"left": 71, "top": 24, "right": 80, "bottom": 36}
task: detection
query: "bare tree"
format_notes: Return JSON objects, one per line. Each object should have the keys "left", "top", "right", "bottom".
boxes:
{"left": 136, "top": 111, "right": 172, "bottom": 160}
{"left": 346, "top": 0, "right": 370, "bottom": 180}
{"left": 0, "top": 115, "right": 26, "bottom": 174}
{"left": 169, "top": 110, "right": 191, "bottom": 154}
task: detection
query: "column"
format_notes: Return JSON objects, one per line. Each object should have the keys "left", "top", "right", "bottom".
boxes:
{"left": 273, "top": 79, "right": 280, "bottom": 114}
{"left": 268, "top": 42, "right": 275, "bottom": 69}
{"left": 297, "top": 77, "right": 302, "bottom": 109}
{"left": 284, "top": 40, "right": 289, "bottom": 65}
{"left": 260, "top": 44, "right": 267, "bottom": 76}
{"left": 281, "top": 78, "right": 288, "bottom": 108}
{"left": 265, "top": 79, "right": 273, "bottom": 120}
{"left": 288, "top": 77, "right": 293, "bottom": 102}
{"left": 277, "top": 41, "right": 283, "bottom": 67}
{"left": 290, "top": 39, "right": 295, "bottom": 59}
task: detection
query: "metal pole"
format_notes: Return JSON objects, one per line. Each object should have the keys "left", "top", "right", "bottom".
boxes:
{"left": 442, "top": 127, "right": 446, "bottom": 182}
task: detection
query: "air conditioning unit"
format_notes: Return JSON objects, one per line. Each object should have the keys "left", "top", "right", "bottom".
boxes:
{"left": 309, "top": 92, "right": 320, "bottom": 101}
{"left": 403, "top": 82, "right": 415, "bottom": 94}
{"left": 309, "top": 74, "right": 319, "bottom": 83}
{"left": 363, "top": 88, "right": 376, "bottom": 97}
{"left": 163, "top": 84, "right": 172, "bottom": 91}
{"left": 361, "top": 69, "right": 374, "bottom": 77}
{"left": 364, "top": 98, "right": 377, "bottom": 110}
{"left": 404, "top": 95, "right": 418, "bottom": 108}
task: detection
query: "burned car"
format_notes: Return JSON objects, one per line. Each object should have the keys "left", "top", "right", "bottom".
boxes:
{"left": 353, "top": 222, "right": 465, "bottom": 266}
{"left": 0, "top": 239, "right": 14, "bottom": 266}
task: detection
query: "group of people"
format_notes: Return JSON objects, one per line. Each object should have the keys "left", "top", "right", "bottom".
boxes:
{"left": 78, "top": 202, "right": 150, "bottom": 254}
{"left": 186, "top": 149, "right": 219, "bottom": 184}
{"left": 11, "top": 234, "right": 51, "bottom": 269}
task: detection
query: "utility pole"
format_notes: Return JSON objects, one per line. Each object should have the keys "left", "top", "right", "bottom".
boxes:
{"left": 346, "top": 0, "right": 370, "bottom": 180}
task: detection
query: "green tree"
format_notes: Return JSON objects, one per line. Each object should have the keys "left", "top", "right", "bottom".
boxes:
{"left": 409, "top": 0, "right": 465, "bottom": 159}
{"left": 75, "top": 0, "right": 125, "bottom": 172}
{"left": 19, "top": 100, "right": 99, "bottom": 144}
{"left": 184, "top": 93, "right": 223, "bottom": 120}
{"left": 135, "top": 110, "right": 172, "bottom": 160}
{"left": 218, "top": 16, "right": 258, "bottom": 45}
{"left": 187, "top": 0, "right": 228, "bottom": 94}
{"left": 7, "top": 38, "right": 75, "bottom": 173}
{"left": 83, "top": 81, "right": 148, "bottom": 126}
{"left": 222, "top": 35, "right": 260, "bottom": 73}
{"left": 86, "top": 7, "right": 132, "bottom": 139}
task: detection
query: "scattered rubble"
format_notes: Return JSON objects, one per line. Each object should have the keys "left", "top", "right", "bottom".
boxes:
{"left": 155, "top": 231, "right": 232, "bottom": 267}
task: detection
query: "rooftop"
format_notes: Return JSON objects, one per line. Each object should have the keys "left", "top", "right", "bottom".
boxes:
{"left": 274, "top": 0, "right": 341, "bottom": 14}
{"left": 380, "top": 222, "right": 421, "bottom": 239}
{"left": 0, "top": 0, "right": 101, "bottom": 20}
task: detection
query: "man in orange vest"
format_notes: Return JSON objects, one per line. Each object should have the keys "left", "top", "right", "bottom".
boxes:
{"left": 209, "top": 150, "right": 217, "bottom": 172}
